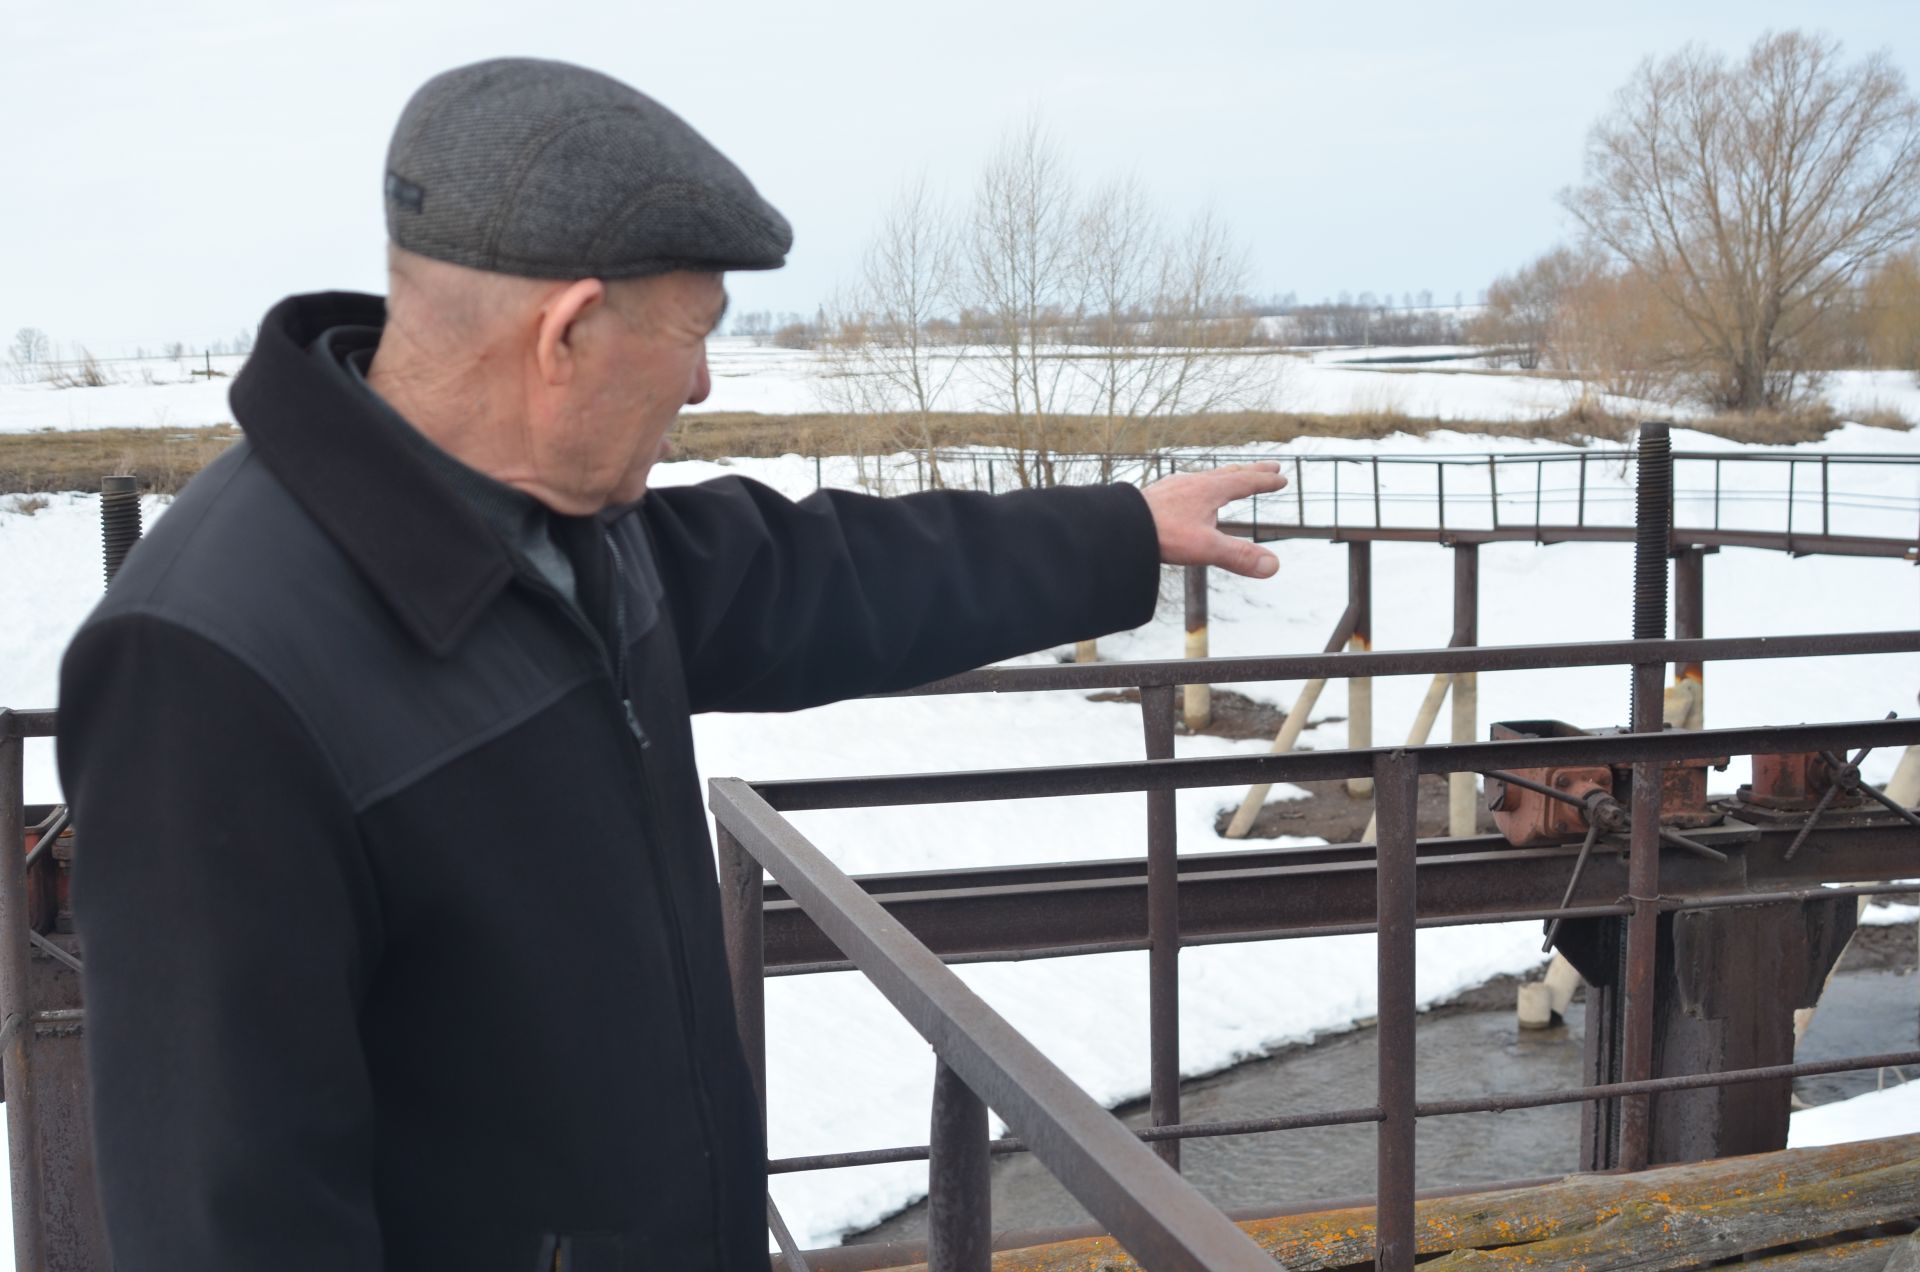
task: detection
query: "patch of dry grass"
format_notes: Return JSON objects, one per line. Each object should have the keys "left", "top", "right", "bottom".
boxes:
{"left": 0, "top": 427, "right": 241, "bottom": 495}
{"left": 0, "top": 402, "right": 1895, "bottom": 496}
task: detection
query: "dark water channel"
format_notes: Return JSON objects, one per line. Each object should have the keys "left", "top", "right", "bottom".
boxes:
{"left": 853, "top": 966, "right": 1918, "bottom": 1244}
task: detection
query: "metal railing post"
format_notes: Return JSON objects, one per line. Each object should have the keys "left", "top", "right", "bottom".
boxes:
{"left": 716, "top": 826, "right": 767, "bottom": 1120}
{"left": 927, "top": 1060, "right": 991, "bottom": 1272}
{"left": 1373, "top": 748, "right": 1420, "bottom": 1272}
{"left": 0, "top": 718, "right": 45, "bottom": 1272}
{"left": 1141, "top": 683, "right": 1181, "bottom": 1169}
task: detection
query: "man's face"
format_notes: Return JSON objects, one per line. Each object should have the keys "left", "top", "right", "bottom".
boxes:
{"left": 559, "top": 270, "right": 726, "bottom": 509}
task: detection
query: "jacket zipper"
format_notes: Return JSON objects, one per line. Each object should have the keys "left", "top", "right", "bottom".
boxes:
{"left": 602, "top": 533, "right": 728, "bottom": 1237}
{"left": 522, "top": 535, "right": 729, "bottom": 1258}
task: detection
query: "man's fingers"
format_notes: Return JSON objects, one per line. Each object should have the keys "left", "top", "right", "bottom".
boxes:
{"left": 1211, "top": 531, "right": 1279, "bottom": 579}
{"left": 1204, "top": 464, "right": 1288, "bottom": 505}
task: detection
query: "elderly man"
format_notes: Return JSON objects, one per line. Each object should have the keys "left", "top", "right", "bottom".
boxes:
{"left": 57, "top": 59, "right": 1282, "bottom": 1271}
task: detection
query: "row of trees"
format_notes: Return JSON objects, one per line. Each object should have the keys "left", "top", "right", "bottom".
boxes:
{"left": 818, "top": 120, "right": 1269, "bottom": 486}
{"left": 1475, "top": 31, "right": 1920, "bottom": 411}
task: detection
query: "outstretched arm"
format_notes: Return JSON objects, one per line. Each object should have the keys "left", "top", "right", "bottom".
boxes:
{"left": 643, "top": 463, "right": 1285, "bottom": 714}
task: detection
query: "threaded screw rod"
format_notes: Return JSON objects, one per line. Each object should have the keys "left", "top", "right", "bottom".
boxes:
{"left": 100, "top": 475, "right": 141, "bottom": 585}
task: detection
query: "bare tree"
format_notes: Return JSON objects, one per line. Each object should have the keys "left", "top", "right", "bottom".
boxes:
{"left": 1469, "top": 247, "right": 1593, "bottom": 368}
{"left": 10, "top": 327, "right": 48, "bottom": 381}
{"left": 818, "top": 175, "right": 963, "bottom": 486}
{"left": 1562, "top": 31, "right": 1920, "bottom": 409}
{"left": 964, "top": 116, "right": 1082, "bottom": 486}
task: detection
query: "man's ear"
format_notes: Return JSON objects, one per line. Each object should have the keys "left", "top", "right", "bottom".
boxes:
{"left": 533, "top": 278, "right": 607, "bottom": 387}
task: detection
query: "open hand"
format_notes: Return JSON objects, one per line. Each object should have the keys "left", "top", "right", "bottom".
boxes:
{"left": 1141, "top": 462, "right": 1288, "bottom": 579}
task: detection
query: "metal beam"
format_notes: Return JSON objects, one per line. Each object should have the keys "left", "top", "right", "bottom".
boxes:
{"left": 759, "top": 819, "right": 1919, "bottom": 970}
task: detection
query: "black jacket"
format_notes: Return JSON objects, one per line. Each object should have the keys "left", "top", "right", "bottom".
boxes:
{"left": 57, "top": 292, "right": 1160, "bottom": 1271}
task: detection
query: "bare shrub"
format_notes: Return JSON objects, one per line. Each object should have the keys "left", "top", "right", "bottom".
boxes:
{"left": 1861, "top": 249, "right": 1920, "bottom": 376}
{"left": 9, "top": 328, "right": 49, "bottom": 382}
{"left": 45, "top": 348, "right": 113, "bottom": 389}
{"left": 1563, "top": 31, "right": 1920, "bottom": 410}
{"left": 1468, "top": 248, "right": 1593, "bottom": 369}
{"left": 1548, "top": 263, "right": 1689, "bottom": 404}
{"left": 4, "top": 494, "right": 50, "bottom": 516}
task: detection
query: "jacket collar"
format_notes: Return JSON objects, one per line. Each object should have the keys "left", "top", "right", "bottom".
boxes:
{"left": 229, "top": 292, "right": 516, "bottom": 656}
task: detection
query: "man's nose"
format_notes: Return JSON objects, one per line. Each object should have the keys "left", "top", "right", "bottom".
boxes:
{"left": 687, "top": 348, "right": 712, "bottom": 406}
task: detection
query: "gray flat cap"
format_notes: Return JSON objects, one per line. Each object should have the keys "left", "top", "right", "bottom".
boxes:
{"left": 384, "top": 58, "right": 791, "bottom": 278}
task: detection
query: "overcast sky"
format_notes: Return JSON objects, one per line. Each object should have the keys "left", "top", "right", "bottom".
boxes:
{"left": 4, "top": 0, "right": 1915, "bottom": 354}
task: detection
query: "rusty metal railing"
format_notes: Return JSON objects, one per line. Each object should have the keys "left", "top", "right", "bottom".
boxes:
{"left": 709, "top": 635, "right": 1920, "bottom": 1271}
{"left": 839, "top": 447, "right": 1920, "bottom": 561}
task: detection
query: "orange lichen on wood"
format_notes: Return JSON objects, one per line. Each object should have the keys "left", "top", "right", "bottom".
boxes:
{"left": 870, "top": 1134, "right": 1920, "bottom": 1272}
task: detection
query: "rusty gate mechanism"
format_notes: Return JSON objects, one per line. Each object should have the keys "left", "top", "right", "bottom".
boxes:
{"left": 1482, "top": 720, "right": 1728, "bottom": 953}
{"left": 1735, "top": 727, "right": 1920, "bottom": 859}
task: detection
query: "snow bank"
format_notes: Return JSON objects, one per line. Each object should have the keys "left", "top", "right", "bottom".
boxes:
{"left": 1861, "top": 902, "right": 1919, "bottom": 927}
{"left": 1789, "top": 1078, "right": 1920, "bottom": 1149}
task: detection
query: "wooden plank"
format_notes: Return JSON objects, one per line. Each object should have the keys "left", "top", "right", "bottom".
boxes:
{"left": 870, "top": 1134, "right": 1920, "bottom": 1272}
{"left": 1737, "top": 1236, "right": 1903, "bottom": 1272}
{"left": 1884, "top": 1231, "right": 1920, "bottom": 1272}
{"left": 1427, "top": 1158, "right": 1918, "bottom": 1270}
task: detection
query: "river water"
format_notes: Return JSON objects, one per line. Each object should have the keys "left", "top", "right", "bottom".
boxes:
{"left": 853, "top": 966, "right": 1918, "bottom": 1244}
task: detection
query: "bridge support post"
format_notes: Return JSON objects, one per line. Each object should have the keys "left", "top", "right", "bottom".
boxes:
{"left": 1346, "top": 543, "right": 1373, "bottom": 798}
{"left": 1448, "top": 545, "right": 1478, "bottom": 836}
{"left": 1556, "top": 896, "right": 1857, "bottom": 1169}
{"left": 1183, "top": 565, "right": 1210, "bottom": 733}
{"left": 1667, "top": 547, "right": 1708, "bottom": 729}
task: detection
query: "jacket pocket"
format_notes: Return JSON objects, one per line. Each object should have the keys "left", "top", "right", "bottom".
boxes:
{"left": 535, "top": 1232, "right": 626, "bottom": 1272}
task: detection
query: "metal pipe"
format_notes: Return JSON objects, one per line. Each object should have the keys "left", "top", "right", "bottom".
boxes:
{"left": 768, "top": 1045, "right": 1920, "bottom": 1178}
{"left": 0, "top": 725, "right": 45, "bottom": 1272}
{"left": 1373, "top": 749, "right": 1420, "bottom": 1272}
{"left": 1140, "top": 684, "right": 1180, "bottom": 1169}
{"left": 760, "top": 717, "right": 1920, "bottom": 812}
{"left": 1414, "top": 1049, "right": 1920, "bottom": 1119}
{"left": 886, "top": 629, "right": 1920, "bottom": 699}
{"left": 927, "top": 1061, "right": 990, "bottom": 1272}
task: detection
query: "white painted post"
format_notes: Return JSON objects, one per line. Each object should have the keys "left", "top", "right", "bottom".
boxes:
{"left": 1223, "top": 678, "right": 1328, "bottom": 839}
{"left": 1360, "top": 672, "right": 1453, "bottom": 844}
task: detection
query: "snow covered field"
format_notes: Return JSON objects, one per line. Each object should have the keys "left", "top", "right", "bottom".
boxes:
{"left": 20, "top": 339, "right": 1920, "bottom": 436}
{"left": 2, "top": 362, "right": 1918, "bottom": 1249}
